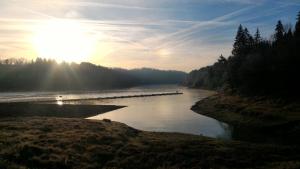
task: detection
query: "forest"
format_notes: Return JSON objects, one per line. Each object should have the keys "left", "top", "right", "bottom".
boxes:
{"left": 185, "top": 11, "right": 300, "bottom": 98}
{"left": 0, "top": 58, "right": 186, "bottom": 91}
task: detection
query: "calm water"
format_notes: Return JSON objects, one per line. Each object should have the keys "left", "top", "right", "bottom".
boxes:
{"left": 0, "top": 85, "right": 232, "bottom": 139}
{"left": 84, "top": 86, "right": 232, "bottom": 139}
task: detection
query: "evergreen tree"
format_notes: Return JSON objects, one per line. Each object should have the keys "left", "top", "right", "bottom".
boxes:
{"left": 218, "top": 55, "right": 227, "bottom": 64}
{"left": 232, "top": 25, "right": 247, "bottom": 56}
{"left": 186, "top": 12, "right": 300, "bottom": 97}
{"left": 295, "top": 11, "right": 300, "bottom": 38}
{"left": 275, "top": 20, "right": 284, "bottom": 42}
{"left": 285, "top": 28, "right": 293, "bottom": 41}
{"left": 254, "top": 28, "right": 262, "bottom": 44}
{"left": 244, "top": 28, "right": 254, "bottom": 49}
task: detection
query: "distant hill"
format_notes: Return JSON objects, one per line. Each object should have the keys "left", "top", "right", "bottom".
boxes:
{"left": 184, "top": 56, "right": 227, "bottom": 90}
{"left": 126, "top": 68, "right": 186, "bottom": 85}
{"left": 0, "top": 58, "right": 186, "bottom": 91}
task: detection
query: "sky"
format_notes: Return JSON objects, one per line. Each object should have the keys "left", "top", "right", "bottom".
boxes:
{"left": 0, "top": 0, "right": 299, "bottom": 72}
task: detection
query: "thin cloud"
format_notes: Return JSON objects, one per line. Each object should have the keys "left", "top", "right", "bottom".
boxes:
{"left": 0, "top": 0, "right": 298, "bottom": 71}
{"left": 146, "top": 6, "right": 255, "bottom": 50}
{"left": 204, "top": 0, "right": 267, "bottom": 5}
{"left": 51, "top": 1, "right": 155, "bottom": 10}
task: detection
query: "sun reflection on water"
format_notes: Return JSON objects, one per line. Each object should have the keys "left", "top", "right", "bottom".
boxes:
{"left": 56, "top": 96, "right": 63, "bottom": 106}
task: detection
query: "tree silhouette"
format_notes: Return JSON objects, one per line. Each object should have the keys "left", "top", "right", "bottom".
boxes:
{"left": 185, "top": 11, "right": 300, "bottom": 98}
{"left": 285, "top": 28, "right": 293, "bottom": 42}
{"left": 275, "top": 20, "right": 284, "bottom": 42}
{"left": 244, "top": 28, "right": 254, "bottom": 47}
{"left": 232, "top": 25, "right": 247, "bottom": 56}
{"left": 254, "top": 28, "right": 262, "bottom": 44}
{"left": 295, "top": 11, "right": 300, "bottom": 39}
{"left": 218, "top": 55, "right": 227, "bottom": 64}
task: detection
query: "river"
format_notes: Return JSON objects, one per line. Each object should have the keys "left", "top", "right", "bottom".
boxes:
{"left": 0, "top": 85, "right": 232, "bottom": 139}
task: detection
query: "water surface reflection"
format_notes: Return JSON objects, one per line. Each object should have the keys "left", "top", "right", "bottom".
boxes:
{"left": 86, "top": 86, "right": 232, "bottom": 139}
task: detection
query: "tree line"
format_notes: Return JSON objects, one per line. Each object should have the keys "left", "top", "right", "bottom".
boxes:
{"left": 185, "top": 11, "right": 300, "bottom": 98}
{"left": 0, "top": 58, "right": 186, "bottom": 91}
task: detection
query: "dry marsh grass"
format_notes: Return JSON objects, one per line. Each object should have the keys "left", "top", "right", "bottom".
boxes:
{"left": 192, "top": 93, "right": 300, "bottom": 144}
{"left": 1, "top": 117, "right": 300, "bottom": 169}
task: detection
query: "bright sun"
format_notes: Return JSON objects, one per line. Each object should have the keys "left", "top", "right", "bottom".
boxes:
{"left": 33, "top": 20, "right": 96, "bottom": 63}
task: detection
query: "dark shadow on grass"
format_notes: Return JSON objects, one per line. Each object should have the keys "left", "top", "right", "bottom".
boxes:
{"left": 0, "top": 103, "right": 125, "bottom": 118}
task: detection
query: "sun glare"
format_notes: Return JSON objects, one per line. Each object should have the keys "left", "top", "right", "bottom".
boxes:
{"left": 157, "top": 49, "right": 171, "bottom": 58}
{"left": 32, "top": 20, "right": 96, "bottom": 63}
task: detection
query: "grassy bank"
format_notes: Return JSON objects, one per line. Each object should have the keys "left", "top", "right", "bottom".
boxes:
{"left": 191, "top": 93, "right": 300, "bottom": 144}
{"left": 1, "top": 117, "right": 300, "bottom": 169}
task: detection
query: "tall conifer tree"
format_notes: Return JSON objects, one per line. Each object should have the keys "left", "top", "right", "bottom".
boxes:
{"left": 275, "top": 20, "right": 284, "bottom": 42}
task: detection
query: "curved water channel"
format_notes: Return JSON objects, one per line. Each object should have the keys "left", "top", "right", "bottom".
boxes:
{"left": 0, "top": 85, "right": 232, "bottom": 139}
{"left": 86, "top": 86, "right": 232, "bottom": 139}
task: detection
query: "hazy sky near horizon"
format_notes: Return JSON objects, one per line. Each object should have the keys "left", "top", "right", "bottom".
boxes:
{"left": 0, "top": 0, "right": 299, "bottom": 72}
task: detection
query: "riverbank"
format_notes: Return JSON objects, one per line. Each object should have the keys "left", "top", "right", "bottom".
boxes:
{"left": 0, "top": 103, "right": 125, "bottom": 118}
{"left": 1, "top": 117, "right": 300, "bottom": 169}
{"left": 191, "top": 93, "right": 300, "bottom": 144}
